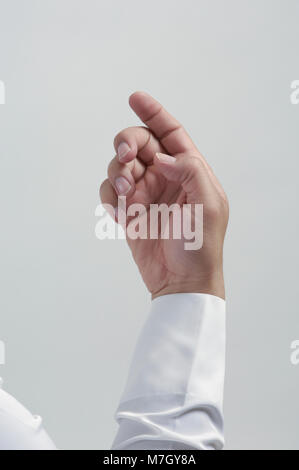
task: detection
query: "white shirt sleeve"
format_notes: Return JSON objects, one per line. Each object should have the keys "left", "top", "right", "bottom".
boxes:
{"left": 112, "top": 293, "right": 226, "bottom": 450}
{"left": 0, "top": 379, "right": 56, "bottom": 450}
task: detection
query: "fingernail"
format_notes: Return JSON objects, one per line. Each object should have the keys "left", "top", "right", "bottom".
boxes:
{"left": 115, "top": 176, "right": 131, "bottom": 195}
{"left": 118, "top": 142, "right": 130, "bottom": 161}
{"left": 156, "top": 152, "right": 176, "bottom": 164}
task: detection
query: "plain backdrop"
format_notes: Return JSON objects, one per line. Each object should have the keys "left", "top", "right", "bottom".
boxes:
{"left": 0, "top": 0, "right": 298, "bottom": 450}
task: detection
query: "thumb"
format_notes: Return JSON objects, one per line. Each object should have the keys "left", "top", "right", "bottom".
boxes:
{"left": 154, "top": 152, "right": 211, "bottom": 203}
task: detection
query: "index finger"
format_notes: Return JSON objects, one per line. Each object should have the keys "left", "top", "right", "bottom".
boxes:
{"left": 129, "top": 91, "right": 197, "bottom": 156}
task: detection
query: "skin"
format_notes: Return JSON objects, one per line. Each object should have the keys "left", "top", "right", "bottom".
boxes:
{"left": 100, "top": 92, "right": 229, "bottom": 300}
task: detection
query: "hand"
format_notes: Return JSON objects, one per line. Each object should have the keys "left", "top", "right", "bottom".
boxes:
{"left": 100, "top": 92, "right": 229, "bottom": 299}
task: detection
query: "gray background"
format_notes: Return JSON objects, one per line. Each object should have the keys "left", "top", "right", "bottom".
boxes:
{"left": 0, "top": 0, "right": 298, "bottom": 450}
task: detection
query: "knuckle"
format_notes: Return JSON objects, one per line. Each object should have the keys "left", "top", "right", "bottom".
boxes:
{"left": 107, "top": 157, "right": 117, "bottom": 178}
{"left": 206, "top": 197, "right": 229, "bottom": 222}
{"left": 188, "top": 155, "right": 206, "bottom": 174}
{"left": 187, "top": 155, "right": 204, "bottom": 168}
{"left": 113, "top": 129, "right": 127, "bottom": 144}
{"left": 113, "top": 126, "right": 140, "bottom": 146}
{"left": 207, "top": 203, "right": 221, "bottom": 218}
{"left": 182, "top": 155, "right": 205, "bottom": 182}
{"left": 99, "top": 178, "right": 109, "bottom": 197}
{"left": 113, "top": 129, "right": 130, "bottom": 149}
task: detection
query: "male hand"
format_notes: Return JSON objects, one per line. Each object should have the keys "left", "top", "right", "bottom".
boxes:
{"left": 100, "top": 92, "right": 229, "bottom": 299}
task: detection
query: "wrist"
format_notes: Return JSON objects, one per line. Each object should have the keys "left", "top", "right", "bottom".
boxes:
{"left": 151, "top": 273, "right": 225, "bottom": 301}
